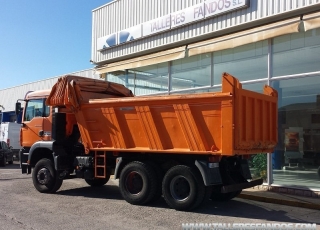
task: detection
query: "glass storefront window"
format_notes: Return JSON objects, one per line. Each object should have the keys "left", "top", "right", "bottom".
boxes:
{"left": 271, "top": 75, "right": 320, "bottom": 189}
{"left": 171, "top": 54, "right": 211, "bottom": 90}
{"left": 170, "top": 88, "right": 212, "bottom": 95}
{"left": 107, "top": 63, "right": 169, "bottom": 95}
{"left": 213, "top": 40, "right": 268, "bottom": 84}
{"left": 129, "top": 63, "right": 169, "bottom": 95}
{"left": 272, "top": 28, "right": 320, "bottom": 76}
{"left": 106, "top": 71, "right": 127, "bottom": 85}
{"left": 242, "top": 81, "right": 267, "bottom": 93}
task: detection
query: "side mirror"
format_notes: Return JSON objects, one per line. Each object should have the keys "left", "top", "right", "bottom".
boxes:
{"left": 15, "top": 102, "right": 22, "bottom": 115}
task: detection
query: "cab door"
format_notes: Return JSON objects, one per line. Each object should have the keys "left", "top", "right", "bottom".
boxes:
{"left": 21, "top": 99, "right": 52, "bottom": 147}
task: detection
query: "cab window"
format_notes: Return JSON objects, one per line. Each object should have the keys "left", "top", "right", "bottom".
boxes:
{"left": 24, "top": 99, "right": 49, "bottom": 121}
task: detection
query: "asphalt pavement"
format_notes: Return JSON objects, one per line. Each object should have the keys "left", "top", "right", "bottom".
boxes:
{"left": 1, "top": 162, "right": 319, "bottom": 230}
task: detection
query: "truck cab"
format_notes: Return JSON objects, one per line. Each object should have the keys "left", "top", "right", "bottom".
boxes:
{"left": 18, "top": 90, "right": 52, "bottom": 172}
{"left": 20, "top": 90, "right": 52, "bottom": 146}
{"left": 17, "top": 89, "right": 78, "bottom": 174}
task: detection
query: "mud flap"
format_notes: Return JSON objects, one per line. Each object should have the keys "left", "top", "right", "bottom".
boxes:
{"left": 221, "top": 178, "right": 263, "bottom": 193}
{"left": 240, "top": 159, "right": 252, "bottom": 179}
{"left": 114, "top": 157, "right": 123, "bottom": 179}
{"left": 195, "top": 160, "right": 222, "bottom": 186}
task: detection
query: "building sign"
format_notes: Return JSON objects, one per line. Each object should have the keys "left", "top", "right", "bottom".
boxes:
{"left": 118, "top": 25, "right": 142, "bottom": 44}
{"left": 98, "top": 0, "right": 249, "bottom": 50}
{"left": 97, "top": 33, "right": 117, "bottom": 50}
{"left": 171, "top": 2, "right": 204, "bottom": 28}
{"left": 143, "top": 14, "right": 171, "bottom": 37}
{"left": 205, "top": 0, "right": 249, "bottom": 18}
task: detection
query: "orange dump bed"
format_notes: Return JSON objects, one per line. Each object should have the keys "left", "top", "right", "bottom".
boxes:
{"left": 47, "top": 73, "right": 278, "bottom": 156}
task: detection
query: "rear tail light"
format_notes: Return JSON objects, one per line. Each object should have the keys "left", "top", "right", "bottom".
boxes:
{"left": 7, "top": 138, "right": 10, "bottom": 146}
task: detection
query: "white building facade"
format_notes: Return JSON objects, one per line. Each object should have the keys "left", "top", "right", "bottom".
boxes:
{"left": 92, "top": 0, "right": 320, "bottom": 192}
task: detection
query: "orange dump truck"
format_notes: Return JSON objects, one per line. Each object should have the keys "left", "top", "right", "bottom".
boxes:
{"left": 17, "top": 72, "right": 278, "bottom": 211}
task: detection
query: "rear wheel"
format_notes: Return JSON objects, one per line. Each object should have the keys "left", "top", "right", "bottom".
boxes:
{"left": 162, "top": 165, "right": 205, "bottom": 211}
{"left": 119, "top": 161, "right": 157, "bottom": 205}
{"left": 32, "top": 159, "right": 63, "bottom": 193}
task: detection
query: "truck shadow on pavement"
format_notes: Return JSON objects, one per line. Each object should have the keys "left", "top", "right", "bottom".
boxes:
{"left": 0, "top": 162, "right": 20, "bottom": 169}
{"left": 57, "top": 184, "right": 123, "bottom": 201}
{"left": 196, "top": 199, "right": 320, "bottom": 224}
{"left": 57, "top": 185, "right": 319, "bottom": 224}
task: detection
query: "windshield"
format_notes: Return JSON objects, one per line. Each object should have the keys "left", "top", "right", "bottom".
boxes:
{"left": 24, "top": 99, "right": 49, "bottom": 121}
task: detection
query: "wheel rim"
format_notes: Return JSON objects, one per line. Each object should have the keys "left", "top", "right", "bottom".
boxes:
{"left": 37, "top": 168, "right": 51, "bottom": 185}
{"left": 170, "top": 175, "right": 191, "bottom": 201}
{"left": 125, "top": 171, "right": 143, "bottom": 195}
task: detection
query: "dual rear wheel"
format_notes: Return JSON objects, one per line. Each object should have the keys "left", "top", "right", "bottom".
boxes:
{"left": 162, "top": 165, "right": 207, "bottom": 211}
{"left": 119, "top": 162, "right": 208, "bottom": 211}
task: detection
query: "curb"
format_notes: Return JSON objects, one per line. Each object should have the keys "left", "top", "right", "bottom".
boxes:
{"left": 238, "top": 193, "right": 320, "bottom": 210}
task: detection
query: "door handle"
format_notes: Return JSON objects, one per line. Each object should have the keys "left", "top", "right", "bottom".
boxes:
{"left": 39, "top": 130, "right": 44, "bottom": 137}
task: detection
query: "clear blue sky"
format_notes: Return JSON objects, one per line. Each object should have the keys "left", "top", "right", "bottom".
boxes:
{"left": 0, "top": 1, "right": 111, "bottom": 90}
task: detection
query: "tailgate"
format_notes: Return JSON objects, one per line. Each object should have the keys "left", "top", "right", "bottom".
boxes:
{"left": 222, "top": 73, "right": 278, "bottom": 154}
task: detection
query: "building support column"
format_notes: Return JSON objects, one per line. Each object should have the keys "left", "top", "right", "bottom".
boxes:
{"left": 267, "top": 38, "right": 273, "bottom": 185}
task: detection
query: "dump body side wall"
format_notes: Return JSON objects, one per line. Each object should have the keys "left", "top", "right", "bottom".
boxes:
{"left": 76, "top": 93, "right": 232, "bottom": 154}
{"left": 48, "top": 73, "right": 278, "bottom": 156}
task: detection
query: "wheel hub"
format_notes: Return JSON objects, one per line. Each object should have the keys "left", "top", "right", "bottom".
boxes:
{"left": 37, "top": 168, "right": 51, "bottom": 185}
{"left": 170, "top": 175, "right": 191, "bottom": 201}
{"left": 125, "top": 171, "right": 143, "bottom": 195}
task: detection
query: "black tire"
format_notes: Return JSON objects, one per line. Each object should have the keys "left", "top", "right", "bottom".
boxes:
{"left": 8, "top": 156, "right": 13, "bottom": 164}
{"left": 85, "top": 174, "right": 110, "bottom": 187}
{"left": 0, "top": 157, "right": 5, "bottom": 167}
{"left": 145, "top": 161, "right": 164, "bottom": 202}
{"left": 119, "top": 161, "right": 157, "bottom": 205}
{"left": 32, "top": 158, "right": 63, "bottom": 193}
{"left": 162, "top": 165, "right": 205, "bottom": 211}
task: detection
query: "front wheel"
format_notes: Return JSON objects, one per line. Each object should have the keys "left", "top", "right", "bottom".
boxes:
{"left": 32, "top": 159, "right": 63, "bottom": 193}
